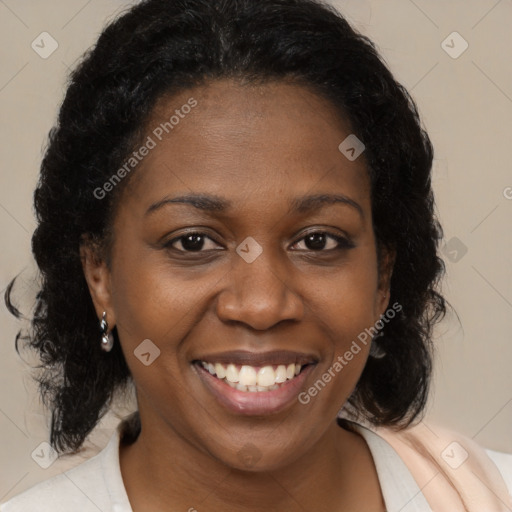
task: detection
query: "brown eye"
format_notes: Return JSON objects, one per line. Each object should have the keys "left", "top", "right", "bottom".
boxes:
{"left": 166, "top": 232, "right": 222, "bottom": 252}
{"left": 292, "top": 231, "right": 354, "bottom": 252}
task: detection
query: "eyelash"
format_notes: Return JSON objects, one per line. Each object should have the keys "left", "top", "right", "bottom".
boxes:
{"left": 165, "top": 230, "right": 354, "bottom": 254}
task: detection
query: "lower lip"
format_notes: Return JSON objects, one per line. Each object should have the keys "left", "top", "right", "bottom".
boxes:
{"left": 194, "top": 363, "right": 315, "bottom": 415}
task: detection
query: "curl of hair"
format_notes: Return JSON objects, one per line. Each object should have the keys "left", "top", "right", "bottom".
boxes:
{"left": 6, "top": 0, "right": 446, "bottom": 453}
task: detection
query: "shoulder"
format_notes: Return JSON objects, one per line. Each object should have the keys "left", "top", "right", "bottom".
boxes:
{"left": 0, "top": 433, "right": 121, "bottom": 512}
{"left": 1, "top": 414, "right": 138, "bottom": 512}
{"left": 0, "top": 450, "right": 109, "bottom": 512}
{"left": 486, "top": 448, "right": 512, "bottom": 494}
{"left": 370, "top": 419, "right": 512, "bottom": 506}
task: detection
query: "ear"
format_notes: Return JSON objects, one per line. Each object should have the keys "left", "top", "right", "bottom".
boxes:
{"left": 376, "top": 244, "right": 396, "bottom": 317}
{"left": 80, "top": 235, "right": 116, "bottom": 327}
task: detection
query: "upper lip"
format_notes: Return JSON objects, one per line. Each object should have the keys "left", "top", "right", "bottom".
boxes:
{"left": 193, "top": 350, "right": 318, "bottom": 367}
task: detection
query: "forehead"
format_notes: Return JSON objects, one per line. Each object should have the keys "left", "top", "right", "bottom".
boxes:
{"left": 118, "top": 79, "right": 371, "bottom": 218}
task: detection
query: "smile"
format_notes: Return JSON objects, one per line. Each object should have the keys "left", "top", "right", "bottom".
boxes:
{"left": 192, "top": 350, "right": 317, "bottom": 415}
{"left": 199, "top": 361, "right": 303, "bottom": 392}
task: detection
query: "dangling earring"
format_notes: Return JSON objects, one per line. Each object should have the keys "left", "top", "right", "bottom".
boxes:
{"left": 369, "top": 331, "right": 386, "bottom": 359}
{"left": 100, "top": 311, "right": 114, "bottom": 352}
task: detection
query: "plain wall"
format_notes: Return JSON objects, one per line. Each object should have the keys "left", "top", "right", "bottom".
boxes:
{"left": 1, "top": 0, "right": 511, "bottom": 501}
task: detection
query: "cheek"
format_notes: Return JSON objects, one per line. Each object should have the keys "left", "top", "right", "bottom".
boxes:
{"left": 109, "top": 258, "right": 199, "bottom": 414}
{"left": 305, "top": 250, "right": 380, "bottom": 383}
{"left": 312, "top": 253, "right": 380, "bottom": 332}
{"left": 299, "top": 297, "right": 376, "bottom": 416}
{"left": 109, "top": 245, "right": 201, "bottom": 343}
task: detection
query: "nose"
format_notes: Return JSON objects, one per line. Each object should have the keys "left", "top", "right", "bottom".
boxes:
{"left": 216, "top": 252, "right": 305, "bottom": 331}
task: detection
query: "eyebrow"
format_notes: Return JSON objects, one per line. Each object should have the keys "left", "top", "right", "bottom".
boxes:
{"left": 145, "top": 192, "right": 364, "bottom": 219}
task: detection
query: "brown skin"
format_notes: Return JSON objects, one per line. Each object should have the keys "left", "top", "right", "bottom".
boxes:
{"left": 81, "top": 79, "right": 394, "bottom": 512}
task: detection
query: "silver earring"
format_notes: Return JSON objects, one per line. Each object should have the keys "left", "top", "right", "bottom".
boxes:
{"left": 100, "top": 311, "right": 114, "bottom": 352}
{"left": 369, "top": 331, "right": 386, "bottom": 359}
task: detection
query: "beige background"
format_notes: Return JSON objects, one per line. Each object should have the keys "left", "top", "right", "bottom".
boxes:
{"left": 1, "top": 0, "right": 511, "bottom": 501}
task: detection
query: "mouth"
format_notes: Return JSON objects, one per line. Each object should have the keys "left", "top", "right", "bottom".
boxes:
{"left": 192, "top": 350, "right": 317, "bottom": 415}
{"left": 198, "top": 360, "right": 305, "bottom": 391}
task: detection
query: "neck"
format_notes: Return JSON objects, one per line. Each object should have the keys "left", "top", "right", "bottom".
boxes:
{"left": 119, "top": 415, "right": 384, "bottom": 512}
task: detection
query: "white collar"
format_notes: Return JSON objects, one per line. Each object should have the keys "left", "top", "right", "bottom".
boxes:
{"left": 99, "top": 419, "right": 432, "bottom": 512}
{"left": 349, "top": 422, "right": 433, "bottom": 512}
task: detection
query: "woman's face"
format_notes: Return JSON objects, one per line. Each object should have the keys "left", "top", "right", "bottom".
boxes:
{"left": 85, "top": 79, "right": 392, "bottom": 471}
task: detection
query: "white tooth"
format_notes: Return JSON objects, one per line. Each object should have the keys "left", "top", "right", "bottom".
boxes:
{"left": 275, "top": 365, "right": 287, "bottom": 383}
{"left": 207, "top": 363, "right": 215, "bottom": 375}
{"left": 294, "top": 364, "right": 301, "bottom": 376}
{"left": 226, "top": 364, "right": 239, "bottom": 383}
{"left": 236, "top": 383, "right": 248, "bottom": 392}
{"left": 269, "top": 384, "right": 279, "bottom": 391}
{"left": 286, "top": 364, "right": 295, "bottom": 379}
{"left": 215, "top": 363, "right": 226, "bottom": 379}
{"left": 226, "top": 380, "right": 237, "bottom": 388}
{"left": 201, "top": 361, "right": 208, "bottom": 369}
{"left": 247, "top": 385, "right": 259, "bottom": 392}
{"left": 239, "top": 365, "right": 257, "bottom": 386}
{"left": 256, "top": 385, "right": 267, "bottom": 392}
{"left": 257, "top": 366, "right": 276, "bottom": 387}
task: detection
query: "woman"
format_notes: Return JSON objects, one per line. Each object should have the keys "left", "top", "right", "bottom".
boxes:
{"left": 2, "top": 0, "right": 511, "bottom": 510}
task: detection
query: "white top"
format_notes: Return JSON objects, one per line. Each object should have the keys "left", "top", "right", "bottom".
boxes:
{"left": 1, "top": 422, "right": 511, "bottom": 512}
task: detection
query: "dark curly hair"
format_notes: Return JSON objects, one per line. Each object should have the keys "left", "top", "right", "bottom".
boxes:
{"left": 5, "top": 0, "right": 446, "bottom": 455}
